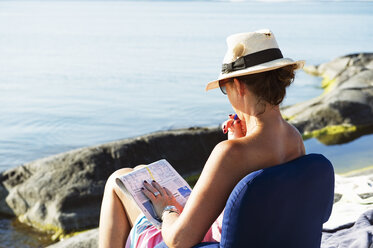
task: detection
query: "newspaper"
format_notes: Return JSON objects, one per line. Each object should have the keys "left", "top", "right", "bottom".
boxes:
{"left": 116, "top": 159, "right": 192, "bottom": 229}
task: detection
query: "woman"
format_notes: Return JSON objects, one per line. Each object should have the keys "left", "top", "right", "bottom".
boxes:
{"left": 99, "top": 29, "right": 305, "bottom": 248}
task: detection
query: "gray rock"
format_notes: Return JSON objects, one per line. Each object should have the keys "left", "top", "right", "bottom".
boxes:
{"left": 0, "top": 127, "right": 224, "bottom": 237}
{"left": 283, "top": 53, "right": 373, "bottom": 144}
{"left": 46, "top": 228, "right": 98, "bottom": 248}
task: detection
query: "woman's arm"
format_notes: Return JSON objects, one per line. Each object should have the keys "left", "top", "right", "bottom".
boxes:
{"left": 145, "top": 140, "right": 249, "bottom": 248}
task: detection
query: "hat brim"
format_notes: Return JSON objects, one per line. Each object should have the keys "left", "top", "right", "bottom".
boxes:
{"left": 205, "top": 58, "right": 305, "bottom": 91}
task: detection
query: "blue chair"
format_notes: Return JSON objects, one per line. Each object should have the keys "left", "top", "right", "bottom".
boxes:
{"left": 155, "top": 153, "right": 335, "bottom": 248}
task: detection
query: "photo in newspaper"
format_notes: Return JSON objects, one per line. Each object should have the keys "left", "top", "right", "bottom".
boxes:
{"left": 116, "top": 159, "right": 192, "bottom": 229}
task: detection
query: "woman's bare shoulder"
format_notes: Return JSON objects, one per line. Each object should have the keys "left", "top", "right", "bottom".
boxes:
{"left": 230, "top": 123, "right": 304, "bottom": 170}
{"left": 209, "top": 138, "right": 264, "bottom": 176}
{"left": 285, "top": 122, "right": 306, "bottom": 156}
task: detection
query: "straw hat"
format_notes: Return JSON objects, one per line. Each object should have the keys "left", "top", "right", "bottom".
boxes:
{"left": 206, "top": 29, "right": 305, "bottom": 91}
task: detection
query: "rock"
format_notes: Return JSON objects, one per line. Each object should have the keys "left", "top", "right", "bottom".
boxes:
{"left": 282, "top": 53, "right": 373, "bottom": 144}
{"left": 0, "top": 127, "right": 224, "bottom": 238}
{"left": 46, "top": 228, "right": 98, "bottom": 248}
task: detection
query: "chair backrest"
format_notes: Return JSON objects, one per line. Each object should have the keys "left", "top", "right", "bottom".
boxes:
{"left": 220, "top": 153, "right": 335, "bottom": 248}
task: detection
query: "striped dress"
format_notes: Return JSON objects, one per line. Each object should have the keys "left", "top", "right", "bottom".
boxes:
{"left": 125, "top": 211, "right": 224, "bottom": 248}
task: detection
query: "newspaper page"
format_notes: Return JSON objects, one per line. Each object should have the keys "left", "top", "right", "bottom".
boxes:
{"left": 116, "top": 159, "right": 192, "bottom": 229}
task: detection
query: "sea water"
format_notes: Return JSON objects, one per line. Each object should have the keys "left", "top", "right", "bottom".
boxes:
{"left": 1, "top": 1, "right": 372, "bottom": 174}
{"left": 0, "top": 1, "right": 373, "bottom": 246}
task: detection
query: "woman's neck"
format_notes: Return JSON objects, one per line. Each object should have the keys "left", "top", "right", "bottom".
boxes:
{"left": 242, "top": 105, "right": 282, "bottom": 137}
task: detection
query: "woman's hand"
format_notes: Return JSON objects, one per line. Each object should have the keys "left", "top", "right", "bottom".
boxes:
{"left": 141, "top": 180, "right": 183, "bottom": 219}
{"left": 221, "top": 114, "right": 245, "bottom": 139}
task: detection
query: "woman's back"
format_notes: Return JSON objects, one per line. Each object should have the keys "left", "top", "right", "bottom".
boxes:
{"left": 198, "top": 114, "right": 306, "bottom": 244}
{"left": 221, "top": 110, "right": 305, "bottom": 181}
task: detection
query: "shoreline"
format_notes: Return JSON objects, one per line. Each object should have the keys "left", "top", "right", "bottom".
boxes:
{"left": 338, "top": 165, "right": 373, "bottom": 177}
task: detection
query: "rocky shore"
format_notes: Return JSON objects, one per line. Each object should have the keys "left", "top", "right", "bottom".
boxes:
{"left": 283, "top": 53, "right": 373, "bottom": 144}
{"left": 1, "top": 53, "right": 373, "bottom": 247}
{"left": 0, "top": 127, "right": 225, "bottom": 241}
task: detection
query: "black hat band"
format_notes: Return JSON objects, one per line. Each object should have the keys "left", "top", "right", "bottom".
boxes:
{"left": 221, "top": 48, "right": 283, "bottom": 74}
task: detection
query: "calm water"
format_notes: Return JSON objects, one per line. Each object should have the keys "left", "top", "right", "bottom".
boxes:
{"left": 1, "top": 1, "right": 373, "bottom": 174}
{"left": 0, "top": 1, "right": 372, "bottom": 246}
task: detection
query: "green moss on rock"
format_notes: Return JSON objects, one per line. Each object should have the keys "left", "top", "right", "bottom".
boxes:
{"left": 18, "top": 214, "right": 65, "bottom": 241}
{"left": 302, "top": 124, "right": 373, "bottom": 145}
{"left": 17, "top": 214, "right": 91, "bottom": 241}
{"left": 58, "top": 229, "right": 95, "bottom": 241}
{"left": 321, "top": 75, "right": 337, "bottom": 94}
{"left": 184, "top": 174, "right": 201, "bottom": 188}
